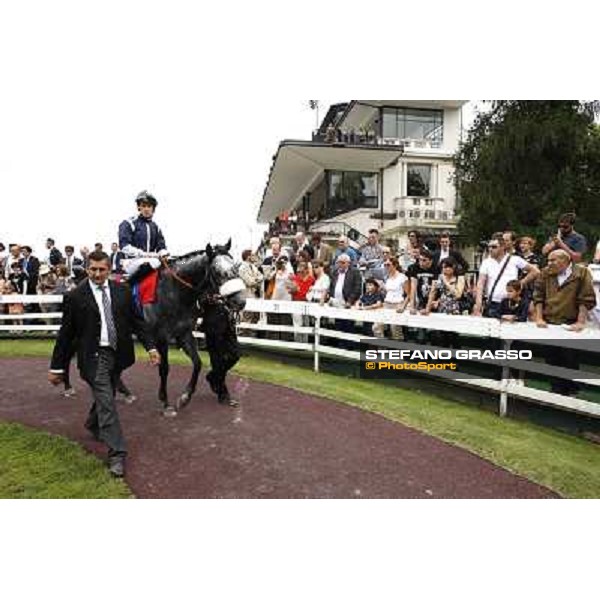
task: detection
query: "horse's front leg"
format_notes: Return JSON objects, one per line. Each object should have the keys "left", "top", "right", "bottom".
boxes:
{"left": 176, "top": 331, "right": 201, "bottom": 411}
{"left": 157, "top": 340, "right": 175, "bottom": 417}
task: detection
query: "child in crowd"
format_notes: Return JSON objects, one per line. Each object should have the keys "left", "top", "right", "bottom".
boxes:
{"left": 355, "top": 278, "right": 385, "bottom": 311}
{"left": 355, "top": 278, "right": 385, "bottom": 337}
{"left": 499, "top": 279, "right": 530, "bottom": 322}
{"left": 5, "top": 281, "right": 25, "bottom": 327}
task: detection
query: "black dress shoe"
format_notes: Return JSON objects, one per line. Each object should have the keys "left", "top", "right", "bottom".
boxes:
{"left": 108, "top": 457, "right": 125, "bottom": 478}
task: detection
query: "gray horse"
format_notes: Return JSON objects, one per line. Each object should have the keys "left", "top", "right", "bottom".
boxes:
{"left": 142, "top": 240, "right": 246, "bottom": 416}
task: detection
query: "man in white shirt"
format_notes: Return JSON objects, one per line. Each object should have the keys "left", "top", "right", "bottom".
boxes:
{"left": 474, "top": 232, "right": 539, "bottom": 318}
{"left": 48, "top": 251, "right": 160, "bottom": 477}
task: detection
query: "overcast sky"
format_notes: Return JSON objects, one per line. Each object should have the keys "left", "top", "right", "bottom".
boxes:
{"left": 0, "top": 2, "right": 482, "bottom": 261}
{"left": 0, "top": 4, "right": 346, "bottom": 260}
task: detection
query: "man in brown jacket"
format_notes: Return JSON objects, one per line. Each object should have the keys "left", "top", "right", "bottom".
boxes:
{"left": 533, "top": 249, "right": 597, "bottom": 396}
{"left": 533, "top": 250, "right": 596, "bottom": 331}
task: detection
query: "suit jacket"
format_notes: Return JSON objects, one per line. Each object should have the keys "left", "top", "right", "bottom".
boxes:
{"left": 314, "top": 243, "right": 333, "bottom": 266}
{"left": 329, "top": 267, "right": 363, "bottom": 306}
{"left": 110, "top": 251, "right": 125, "bottom": 273}
{"left": 50, "top": 279, "right": 155, "bottom": 381}
{"left": 22, "top": 255, "right": 40, "bottom": 293}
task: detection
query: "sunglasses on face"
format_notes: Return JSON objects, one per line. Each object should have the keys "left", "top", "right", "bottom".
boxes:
{"left": 488, "top": 244, "right": 500, "bottom": 249}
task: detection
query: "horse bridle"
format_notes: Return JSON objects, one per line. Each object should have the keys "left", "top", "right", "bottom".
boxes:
{"left": 161, "top": 254, "right": 239, "bottom": 308}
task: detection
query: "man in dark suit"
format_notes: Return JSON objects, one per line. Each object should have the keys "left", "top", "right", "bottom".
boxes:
{"left": 327, "top": 253, "right": 363, "bottom": 345}
{"left": 46, "top": 238, "right": 63, "bottom": 268}
{"left": 432, "top": 232, "right": 469, "bottom": 275}
{"left": 109, "top": 242, "right": 125, "bottom": 276}
{"left": 328, "top": 253, "right": 363, "bottom": 308}
{"left": 21, "top": 246, "right": 40, "bottom": 295}
{"left": 48, "top": 250, "right": 160, "bottom": 477}
{"left": 64, "top": 245, "right": 86, "bottom": 284}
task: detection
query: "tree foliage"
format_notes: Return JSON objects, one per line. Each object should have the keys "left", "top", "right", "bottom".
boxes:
{"left": 454, "top": 101, "right": 600, "bottom": 251}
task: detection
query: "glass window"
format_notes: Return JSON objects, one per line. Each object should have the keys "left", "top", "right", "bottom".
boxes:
{"left": 407, "top": 164, "right": 431, "bottom": 197}
{"left": 381, "top": 107, "right": 443, "bottom": 146}
{"left": 326, "top": 171, "right": 378, "bottom": 216}
{"left": 382, "top": 109, "right": 399, "bottom": 139}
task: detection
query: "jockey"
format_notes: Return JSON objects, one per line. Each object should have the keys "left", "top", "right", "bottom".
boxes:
{"left": 118, "top": 191, "right": 169, "bottom": 283}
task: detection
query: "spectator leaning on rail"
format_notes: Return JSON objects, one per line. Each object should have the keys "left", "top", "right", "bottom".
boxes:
{"left": 118, "top": 190, "right": 169, "bottom": 284}
{"left": 533, "top": 249, "right": 597, "bottom": 396}
{"left": 306, "top": 261, "right": 331, "bottom": 305}
{"left": 474, "top": 233, "right": 539, "bottom": 318}
{"left": 541, "top": 212, "right": 587, "bottom": 265}
{"left": 534, "top": 249, "right": 596, "bottom": 332}
{"left": 498, "top": 280, "right": 530, "bottom": 323}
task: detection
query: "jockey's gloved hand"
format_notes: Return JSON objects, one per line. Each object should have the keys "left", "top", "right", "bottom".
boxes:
{"left": 158, "top": 249, "right": 170, "bottom": 258}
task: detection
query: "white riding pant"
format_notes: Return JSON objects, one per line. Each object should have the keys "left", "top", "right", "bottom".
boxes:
{"left": 124, "top": 257, "right": 161, "bottom": 276}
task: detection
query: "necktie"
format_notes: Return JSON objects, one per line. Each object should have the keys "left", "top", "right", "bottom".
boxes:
{"left": 99, "top": 285, "right": 118, "bottom": 349}
{"left": 67, "top": 257, "right": 72, "bottom": 273}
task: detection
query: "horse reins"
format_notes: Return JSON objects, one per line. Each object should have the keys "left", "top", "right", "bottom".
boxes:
{"left": 161, "top": 256, "right": 195, "bottom": 290}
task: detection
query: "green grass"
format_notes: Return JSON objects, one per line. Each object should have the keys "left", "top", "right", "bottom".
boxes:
{"left": 0, "top": 421, "right": 131, "bottom": 499}
{"left": 2, "top": 339, "right": 600, "bottom": 498}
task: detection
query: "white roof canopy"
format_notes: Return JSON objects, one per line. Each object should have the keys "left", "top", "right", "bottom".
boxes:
{"left": 258, "top": 141, "right": 403, "bottom": 223}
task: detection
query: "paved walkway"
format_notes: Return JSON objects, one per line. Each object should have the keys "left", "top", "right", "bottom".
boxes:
{"left": 0, "top": 358, "right": 558, "bottom": 498}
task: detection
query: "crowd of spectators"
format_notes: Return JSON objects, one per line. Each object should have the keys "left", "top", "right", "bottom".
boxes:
{"left": 0, "top": 238, "right": 125, "bottom": 320}
{"left": 245, "top": 212, "right": 599, "bottom": 340}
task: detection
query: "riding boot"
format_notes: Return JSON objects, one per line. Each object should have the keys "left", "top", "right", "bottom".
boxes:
{"left": 128, "top": 262, "right": 155, "bottom": 286}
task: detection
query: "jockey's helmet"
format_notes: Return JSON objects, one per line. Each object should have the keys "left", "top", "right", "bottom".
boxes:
{"left": 135, "top": 190, "right": 158, "bottom": 208}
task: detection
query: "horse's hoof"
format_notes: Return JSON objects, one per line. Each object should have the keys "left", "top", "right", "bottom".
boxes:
{"left": 177, "top": 393, "right": 192, "bottom": 411}
{"left": 162, "top": 406, "right": 178, "bottom": 418}
{"left": 218, "top": 394, "right": 238, "bottom": 408}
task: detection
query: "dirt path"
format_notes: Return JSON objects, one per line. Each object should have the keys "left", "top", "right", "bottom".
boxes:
{"left": 0, "top": 358, "right": 558, "bottom": 498}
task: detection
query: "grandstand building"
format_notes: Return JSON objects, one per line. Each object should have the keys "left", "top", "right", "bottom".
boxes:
{"left": 258, "top": 100, "right": 468, "bottom": 252}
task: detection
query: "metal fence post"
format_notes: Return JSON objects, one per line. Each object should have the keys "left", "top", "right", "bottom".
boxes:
{"left": 314, "top": 316, "right": 321, "bottom": 373}
{"left": 499, "top": 339, "right": 512, "bottom": 417}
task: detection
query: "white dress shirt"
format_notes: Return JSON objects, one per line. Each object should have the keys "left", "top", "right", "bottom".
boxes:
{"left": 89, "top": 280, "right": 113, "bottom": 347}
{"left": 557, "top": 265, "right": 573, "bottom": 288}
{"left": 334, "top": 270, "right": 347, "bottom": 303}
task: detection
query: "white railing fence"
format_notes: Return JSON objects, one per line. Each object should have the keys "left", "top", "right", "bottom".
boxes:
{"left": 1, "top": 294, "right": 600, "bottom": 420}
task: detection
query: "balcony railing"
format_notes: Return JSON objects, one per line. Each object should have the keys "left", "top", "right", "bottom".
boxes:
{"left": 312, "top": 130, "right": 443, "bottom": 149}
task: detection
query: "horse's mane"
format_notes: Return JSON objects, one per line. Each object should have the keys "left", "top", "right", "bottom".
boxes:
{"left": 171, "top": 249, "right": 206, "bottom": 264}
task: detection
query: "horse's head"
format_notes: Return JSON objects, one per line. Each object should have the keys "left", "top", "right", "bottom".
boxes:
{"left": 205, "top": 239, "right": 246, "bottom": 312}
